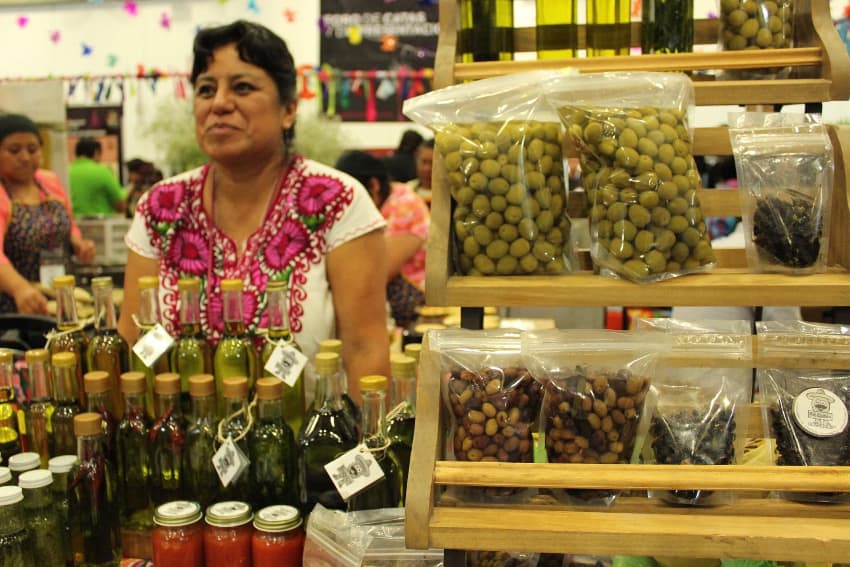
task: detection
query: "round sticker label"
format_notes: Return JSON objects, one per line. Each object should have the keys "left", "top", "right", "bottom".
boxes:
{"left": 792, "top": 388, "right": 848, "bottom": 438}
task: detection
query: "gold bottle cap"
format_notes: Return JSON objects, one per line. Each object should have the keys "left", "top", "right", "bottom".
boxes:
{"left": 255, "top": 377, "right": 283, "bottom": 400}
{"left": 253, "top": 505, "right": 302, "bottom": 533}
{"left": 177, "top": 278, "right": 201, "bottom": 292}
{"left": 221, "top": 377, "right": 248, "bottom": 399}
{"left": 52, "top": 352, "right": 76, "bottom": 368}
{"left": 90, "top": 276, "right": 113, "bottom": 289}
{"left": 0, "top": 349, "right": 13, "bottom": 364}
{"left": 52, "top": 275, "right": 75, "bottom": 288}
{"left": 414, "top": 323, "right": 445, "bottom": 334}
{"left": 138, "top": 276, "right": 159, "bottom": 290}
{"left": 360, "top": 374, "right": 387, "bottom": 392}
{"left": 155, "top": 500, "right": 203, "bottom": 527}
{"left": 403, "top": 343, "right": 422, "bottom": 363}
{"left": 221, "top": 279, "right": 243, "bottom": 292}
{"left": 390, "top": 354, "right": 415, "bottom": 379}
{"left": 154, "top": 373, "right": 181, "bottom": 395}
{"left": 74, "top": 413, "right": 103, "bottom": 437}
{"left": 205, "top": 501, "right": 252, "bottom": 528}
{"left": 84, "top": 371, "right": 111, "bottom": 394}
{"left": 189, "top": 374, "right": 215, "bottom": 397}
{"left": 265, "top": 279, "right": 288, "bottom": 292}
{"left": 315, "top": 352, "right": 339, "bottom": 375}
{"left": 318, "top": 339, "right": 342, "bottom": 355}
{"left": 120, "top": 372, "right": 147, "bottom": 394}
{"left": 25, "top": 349, "right": 49, "bottom": 364}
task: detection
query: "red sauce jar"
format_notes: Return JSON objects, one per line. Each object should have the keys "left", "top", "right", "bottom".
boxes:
{"left": 203, "top": 501, "right": 253, "bottom": 567}
{"left": 252, "top": 505, "right": 305, "bottom": 567}
{"left": 152, "top": 500, "right": 204, "bottom": 567}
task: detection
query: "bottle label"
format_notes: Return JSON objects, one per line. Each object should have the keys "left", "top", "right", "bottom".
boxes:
{"left": 132, "top": 323, "right": 175, "bottom": 368}
{"left": 212, "top": 435, "right": 250, "bottom": 488}
{"left": 264, "top": 344, "right": 308, "bottom": 387}
{"left": 324, "top": 444, "right": 385, "bottom": 501}
{"left": 793, "top": 387, "right": 848, "bottom": 438}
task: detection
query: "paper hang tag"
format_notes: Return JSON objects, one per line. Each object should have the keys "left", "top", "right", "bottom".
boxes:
{"left": 212, "top": 436, "right": 250, "bottom": 488}
{"left": 324, "top": 444, "right": 385, "bottom": 501}
{"left": 132, "top": 323, "right": 175, "bottom": 368}
{"left": 264, "top": 344, "right": 308, "bottom": 387}
{"left": 39, "top": 264, "right": 65, "bottom": 288}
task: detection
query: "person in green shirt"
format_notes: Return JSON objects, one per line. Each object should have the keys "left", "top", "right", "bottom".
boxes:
{"left": 69, "top": 137, "right": 126, "bottom": 216}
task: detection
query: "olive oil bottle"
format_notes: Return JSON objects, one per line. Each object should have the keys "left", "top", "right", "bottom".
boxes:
{"left": 387, "top": 354, "right": 416, "bottom": 502}
{"left": 86, "top": 277, "right": 129, "bottom": 418}
{"left": 213, "top": 279, "right": 258, "bottom": 408}
{"left": 50, "top": 353, "right": 82, "bottom": 457}
{"left": 217, "top": 376, "right": 252, "bottom": 503}
{"left": 536, "top": 0, "right": 577, "bottom": 59}
{"left": 130, "top": 276, "right": 170, "bottom": 417}
{"left": 641, "top": 0, "right": 694, "bottom": 54}
{"left": 149, "top": 373, "right": 185, "bottom": 506}
{"left": 0, "top": 349, "right": 21, "bottom": 465}
{"left": 182, "top": 374, "right": 219, "bottom": 509}
{"left": 84, "top": 371, "right": 118, "bottom": 466}
{"left": 460, "top": 0, "right": 514, "bottom": 62}
{"left": 24, "top": 349, "right": 53, "bottom": 467}
{"left": 170, "top": 278, "right": 213, "bottom": 414}
{"left": 586, "top": 0, "right": 631, "bottom": 57}
{"left": 50, "top": 275, "right": 88, "bottom": 406}
{"left": 249, "top": 378, "right": 299, "bottom": 510}
{"left": 115, "top": 372, "right": 152, "bottom": 530}
{"left": 318, "top": 339, "right": 360, "bottom": 438}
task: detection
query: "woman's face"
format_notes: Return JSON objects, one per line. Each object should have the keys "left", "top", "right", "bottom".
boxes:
{"left": 0, "top": 132, "right": 41, "bottom": 184}
{"left": 193, "top": 43, "right": 296, "bottom": 165}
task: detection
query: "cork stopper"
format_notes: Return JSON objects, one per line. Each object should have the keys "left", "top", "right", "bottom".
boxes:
{"left": 0, "top": 350, "right": 13, "bottom": 364}
{"left": 360, "top": 375, "right": 388, "bottom": 392}
{"left": 319, "top": 339, "right": 342, "bottom": 355}
{"left": 221, "top": 279, "right": 243, "bottom": 292}
{"left": 154, "top": 373, "right": 181, "bottom": 395}
{"left": 84, "top": 371, "right": 111, "bottom": 394}
{"left": 255, "top": 377, "right": 283, "bottom": 400}
{"left": 74, "top": 413, "right": 103, "bottom": 437}
{"left": 221, "top": 377, "right": 248, "bottom": 399}
{"left": 120, "top": 372, "right": 147, "bottom": 394}
{"left": 403, "top": 343, "right": 422, "bottom": 364}
{"left": 266, "top": 279, "right": 287, "bottom": 292}
{"left": 52, "top": 352, "right": 76, "bottom": 368}
{"left": 315, "top": 352, "right": 339, "bottom": 375}
{"left": 138, "top": 276, "right": 159, "bottom": 289}
{"left": 178, "top": 278, "right": 201, "bottom": 292}
{"left": 90, "top": 276, "right": 113, "bottom": 289}
{"left": 390, "top": 354, "right": 415, "bottom": 379}
{"left": 189, "top": 374, "right": 215, "bottom": 397}
{"left": 25, "top": 349, "right": 49, "bottom": 364}
{"left": 52, "top": 275, "right": 75, "bottom": 288}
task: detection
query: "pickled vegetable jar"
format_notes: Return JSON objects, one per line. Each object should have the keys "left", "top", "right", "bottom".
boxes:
{"left": 152, "top": 500, "right": 204, "bottom": 567}
{"left": 251, "top": 505, "right": 304, "bottom": 567}
{"left": 204, "top": 500, "right": 253, "bottom": 567}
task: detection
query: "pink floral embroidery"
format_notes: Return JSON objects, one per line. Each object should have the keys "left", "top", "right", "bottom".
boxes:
{"left": 298, "top": 176, "right": 343, "bottom": 216}
{"left": 167, "top": 229, "right": 209, "bottom": 275}
{"left": 148, "top": 183, "right": 185, "bottom": 222}
{"left": 266, "top": 219, "right": 309, "bottom": 270}
{"left": 206, "top": 282, "right": 258, "bottom": 330}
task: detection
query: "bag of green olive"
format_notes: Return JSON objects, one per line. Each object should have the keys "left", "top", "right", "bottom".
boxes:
{"left": 430, "top": 328, "right": 543, "bottom": 503}
{"left": 522, "top": 329, "right": 664, "bottom": 506}
{"left": 728, "top": 112, "right": 834, "bottom": 275}
{"left": 756, "top": 321, "right": 850, "bottom": 504}
{"left": 635, "top": 318, "right": 754, "bottom": 507}
{"left": 718, "top": 0, "right": 793, "bottom": 79}
{"left": 403, "top": 70, "right": 576, "bottom": 276}
{"left": 545, "top": 71, "right": 717, "bottom": 283}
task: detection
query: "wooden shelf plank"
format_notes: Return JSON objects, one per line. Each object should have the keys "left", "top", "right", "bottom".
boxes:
{"left": 694, "top": 78, "right": 833, "bottom": 105}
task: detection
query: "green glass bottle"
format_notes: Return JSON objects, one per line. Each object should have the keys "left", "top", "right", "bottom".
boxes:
{"left": 261, "top": 280, "right": 305, "bottom": 435}
{"left": 171, "top": 278, "right": 213, "bottom": 416}
{"left": 19, "top": 469, "right": 65, "bottom": 567}
{"left": 182, "top": 374, "right": 219, "bottom": 509}
{"left": 641, "top": 0, "right": 693, "bottom": 54}
{"left": 130, "top": 276, "right": 171, "bottom": 418}
{"left": 250, "top": 377, "right": 299, "bottom": 510}
{"left": 460, "top": 0, "right": 514, "bottom": 62}
{"left": 214, "top": 279, "right": 258, "bottom": 411}
{"left": 48, "top": 454, "right": 78, "bottom": 567}
{"left": 318, "top": 339, "right": 360, "bottom": 439}
{"left": 0, "top": 485, "right": 34, "bottom": 567}
{"left": 0, "top": 349, "right": 21, "bottom": 465}
{"left": 586, "top": 0, "right": 630, "bottom": 57}
{"left": 298, "top": 352, "right": 358, "bottom": 513}
{"left": 50, "top": 353, "right": 82, "bottom": 457}
{"left": 387, "top": 354, "right": 416, "bottom": 503}
{"left": 86, "top": 277, "right": 129, "bottom": 419}
{"left": 24, "top": 349, "right": 53, "bottom": 468}
{"left": 49, "top": 275, "right": 88, "bottom": 407}
{"left": 348, "top": 375, "right": 404, "bottom": 511}
{"left": 536, "top": 0, "right": 577, "bottom": 59}
{"left": 84, "top": 371, "right": 118, "bottom": 466}
{"left": 149, "top": 373, "right": 185, "bottom": 506}
{"left": 69, "top": 412, "right": 121, "bottom": 566}
{"left": 115, "top": 372, "right": 152, "bottom": 530}
{"left": 217, "top": 376, "right": 252, "bottom": 503}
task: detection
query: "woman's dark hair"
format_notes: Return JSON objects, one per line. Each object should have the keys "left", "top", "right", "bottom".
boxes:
{"left": 0, "top": 113, "right": 41, "bottom": 145}
{"left": 397, "top": 129, "right": 424, "bottom": 155}
{"left": 191, "top": 20, "right": 297, "bottom": 146}
{"left": 335, "top": 151, "right": 392, "bottom": 206}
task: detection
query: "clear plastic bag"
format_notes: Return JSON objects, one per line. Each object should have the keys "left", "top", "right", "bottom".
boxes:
{"left": 522, "top": 329, "right": 662, "bottom": 505}
{"left": 467, "top": 551, "right": 540, "bottom": 567}
{"left": 403, "top": 70, "right": 575, "bottom": 276}
{"left": 635, "top": 318, "right": 753, "bottom": 506}
{"left": 717, "top": 0, "right": 794, "bottom": 79}
{"left": 545, "top": 72, "right": 716, "bottom": 283}
{"left": 728, "top": 113, "right": 834, "bottom": 274}
{"left": 756, "top": 321, "right": 850, "bottom": 504}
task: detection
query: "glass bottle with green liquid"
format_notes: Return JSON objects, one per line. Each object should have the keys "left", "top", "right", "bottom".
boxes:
{"left": 50, "top": 353, "right": 82, "bottom": 457}
{"left": 217, "top": 376, "right": 252, "bottom": 503}
{"left": 586, "top": 0, "right": 631, "bottom": 57}
{"left": 459, "top": 0, "right": 514, "bottom": 62}
{"left": 49, "top": 275, "right": 88, "bottom": 407}
{"left": 318, "top": 339, "right": 360, "bottom": 438}
{"left": 298, "top": 352, "right": 357, "bottom": 512}
{"left": 0, "top": 349, "right": 21, "bottom": 465}
{"left": 24, "top": 349, "right": 53, "bottom": 468}
{"left": 387, "top": 353, "right": 416, "bottom": 502}
{"left": 170, "top": 278, "right": 213, "bottom": 415}
{"left": 249, "top": 377, "right": 298, "bottom": 510}
{"left": 130, "top": 276, "right": 171, "bottom": 418}
{"left": 0, "top": 485, "right": 34, "bottom": 567}
{"left": 536, "top": 0, "right": 577, "bottom": 59}
{"left": 19, "top": 469, "right": 65, "bottom": 567}
{"left": 115, "top": 372, "right": 152, "bottom": 530}
{"left": 48, "top": 455, "right": 78, "bottom": 567}
{"left": 214, "top": 279, "right": 258, "bottom": 408}
{"left": 149, "top": 373, "right": 185, "bottom": 506}
{"left": 182, "top": 374, "right": 219, "bottom": 509}
{"left": 86, "top": 276, "right": 129, "bottom": 418}
{"left": 261, "top": 279, "right": 305, "bottom": 435}
{"left": 348, "top": 375, "right": 404, "bottom": 511}
{"left": 84, "top": 371, "right": 118, "bottom": 466}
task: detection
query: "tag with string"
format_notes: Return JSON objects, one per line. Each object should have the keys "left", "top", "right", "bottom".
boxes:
{"left": 132, "top": 323, "right": 175, "bottom": 368}
{"left": 324, "top": 444, "right": 385, "bottom": 501}
{"left": 212, "top": 435, "right": 250, "bottom": 487}
{"left": 264, "top": 344, "right": 308, "bottom": 388}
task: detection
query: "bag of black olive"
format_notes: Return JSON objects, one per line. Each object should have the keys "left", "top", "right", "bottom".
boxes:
{"left": 756, "top": 321, "right": 850, "bottom": 503}
{"left": 522, "top": 329, "right": 664, "bottom": 506}
{"left": 430, "top": 328, "right": 543, "bottom": 503}
{"left": 403, "top": 70, "right": 577, "bottom": 276}
{"left": 635, "top": 318, "right": 753, "bottom": 507}
{"left": 545, "top": 72, "right": 716, "bottom": 283}
{"left": 728, "top": 113, "right": 834, "bottom": 274}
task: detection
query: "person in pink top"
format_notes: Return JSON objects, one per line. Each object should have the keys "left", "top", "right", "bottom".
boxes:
{"left": 0, "top": 113, "right": 96, "bottom": 314}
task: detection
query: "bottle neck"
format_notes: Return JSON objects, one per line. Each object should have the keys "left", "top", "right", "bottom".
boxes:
{"left": 189, "top": 394, "right": 216, "bottom": 423}
{"left": 138, "top": 287, "right": 161, "bottom": 327}
{"left": 179, "top": 288, "right": 202, "bottom": 327}
{"left": 56, "top": 286, "right": 80, "bottom": 330}
{"left": 257, "top": 397, "right": 283, "bottom": 421}
{"left": 222, "top": 396, "right": 247, "bottom": 419}
{"left": 314, "top": 371, "right": 342, "bottom": 411}
{"left": 391, "top": 374, "right": 416, "bottom": 413}
{"left": 93, "top": 286, "right": 118, "bottom": 331}
{"left": 336, "top": 359, "right": 349, "bottom": 394}
{"left": 0, "top": 361, "right": 15, "bottom": 391}
{"left": 29, "top": 361, "right": 51, "bottom": 401}
{"left": 266, "top": 287, "right": 291, "bottom": 338}
{"left": 222, "top": 289, "right": 244, "bottom": 326}
{"left": 155, "top": 393, "right": 182, "bottom": 419}
{"left": 361, "top": 389, "right": 388, "bottom": 445}
{"left": 123, "top": 392, "right": 147, "bottom": 419}
{"left": 77, "top": 432, "right": 105, "bottom": 462}
{"left": 52, "top": 367, "right": 77, "bottom": 403}
{"left": 87, "top": 391, "right": 114, "bottom": 415}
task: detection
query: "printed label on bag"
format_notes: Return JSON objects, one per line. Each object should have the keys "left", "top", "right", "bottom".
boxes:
{"left": 793, "top": 387, "right": 849, "bottom": 438}
{"left": 324, "top": 444, "right": 384, "bottom": 501}
{"left": 264, "top": 344, "right": 308, "bottom": 387}
{"left": 132, "top": 324, "right": 175, "bottom": 368}
{"left": 212, "top": 436, "right": 250, "bottom": 488}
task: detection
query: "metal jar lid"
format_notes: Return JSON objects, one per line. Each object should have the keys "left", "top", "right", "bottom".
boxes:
{"left": 154, "top": 501, "right": 203, "bottom": 527}
{"left": 18, "top": 469, "right": 52, "bottom": 489}
{"left": 253, "top": 505, "right": 302, "bottom": 533}
{"left": 0, "top": 485, "right": 23, "bottom": 506}
{"left": 205, "top": 501, "right": 252, "bottom": 528}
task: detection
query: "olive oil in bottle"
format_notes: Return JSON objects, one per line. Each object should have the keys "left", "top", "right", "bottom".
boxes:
{"left": 217, "top": 376, "right": 252, "bottom": 503}
{"left": 213, "top": 279, "right": 258, "bottom": 407}
{"left": 86, "top": 277, "right": 129, "bottom": 418}
{"left": 84, "top": 371, "right": 118, "bottom": 466}
{"left": 170, "top": 278, "right": 213, "bottom": 414}
{"left": 24, "top": 349, "right": 53, "bottom": 468}
{"left": 536, "top": 0, "right": 577, "bottom": 59}
{"left": 586, "top": 0, "right": 631, "bottom": 57}
{"left": 318, "top": 339, "right": 360, "bottom": 438}
{"left": 115, "top": 372, "right": 152, "bottom": 530}
{"left": 49, "top": 275, "right": 88, "bottom": 407}
{"left": 50, "top": 353, "right": 82, "bottom": 457}
{"left": 641, "top": 0, "right": 694, "bottom": 54}
{"left": 387, "top": 354, "right": 416, "bottom": 502}
{"left": 0, "top": 349, "right": 21, "bottom": 465}
{"left": 249, "top": 378, "right": 299, "bottom": 510}
{"left": 149, "top": 373, "right": 185, "bottom": 506}
{"left": 182, "top": 374, "right": 219, "bottom": 509}
{"left": 460, "top": 0, "right": 514, "bottom": 62}
{"left": 130, "top": 276, "right": 171, "bottom": 417}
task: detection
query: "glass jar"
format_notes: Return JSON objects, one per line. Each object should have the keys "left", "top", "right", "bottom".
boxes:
{"left": 0, "top": 466, "right": 10, "bottom": 485}
{"left": 251, "top": 505, "right": 304, "bottom": 567}
{"left": 718, "top": 0, "right": 793, "bottom": 77}
{"left": 203, "top": 501, "right": 253, "bottom": 567}
{"left": 152, "top": 500, "right": 205, "bottom": 567}
{"left": 48, "top": 455, "right": 78, "bottom": 567}
{"left": 8, "top": 452, "right": 40, "bottom": 485}
{"left": 0, "top": 485, "right": 35, "bottom": 567}
{"left": 19, "top": 469, "right": 65, "bottom": 567}
{"left": 641, "top": 0, "right": 694, "bottom": 54}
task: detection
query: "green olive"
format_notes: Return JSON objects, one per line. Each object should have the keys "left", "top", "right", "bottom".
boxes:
{"left": 623, "top": 259, "right": 650, "bottom": 279}
{"left": 463, "top": 236, "right": 480, "bottom": 257}
{"left": 628, "top": 204, "right": 651, "bottom": 228}
{"left": 436, "top": 131, "right": 462, "bottom": 154}
{"left": 519, "top": 253, "right": 539, "bottom": 273}
{"left": 682, "top": 227, "right": 701, "bottom": 247}
{"left": 472, "top": 195, "right": 491, "bottom": 218}
{"left": 473, "top": 224, "right": 493, "bottom": 246}
{"left": 607, "top": 202, "right": 629, "bottom": 222}
{"left": 477, "top": 141, "right": 499, "bottom": 160}
{"left": 485, "top": 212, "right": 504, "bottom": 231}
{"left": 596, "top": 219, "right": 613, "bottom": 239}
{"left": 669, "top": 215, "right": 689, "bottom": 234}
{"left": 456, "top": 186, "right": 475, "bottom": 205}
{"left": 639, "top": 190, "right": 660, "bottom": 209}
{"left": 613, "top": 219, "right": 638, "bottom": 241}
{"left": 671, "top": 242, "right": 690, "bottom": 263}
{"left": 619, "top": 128, "right": 639, "bottom": 149}
{"left": 518, "top": 218, "right": 538, "bottom": 241}
{"left": 615, "top": 147, "right": 640, "bottom": 169}
{"left": 486, "top": 239, "right": 509, "bottom": 260}
{"left": 459, "top": 140, "right": 479, "bottom": 158}
{"left": 498, "top": 223, "right": 518, "bottom": 242}
{"left": 668, "top": 197, "right": 689, "bottom": 215}
{"left": 590, "top": 204, "right": 608, "bottom": 222}
{"left": 526, "top": 171, "right": 546, "bottom": 190}
{"left": 455, "top": 220, "right": 470, "bottom": 240}
{"left": 619, "top": 188, "right": 639, "bottom": 204}
{"left": 504, "top": 205, "right": 524, "bottom": 225}
{"left": 535, "top": 187, "right": 553, "bottom": 209}
{"left": 510, "top": 238, "right": 531, "bottom": 258}
{"left": 527, "top": 138, "right": 545, "bottom": 162}
{"left": 473, "top": 254, "right": 496, "bottom": 275}
{"left": 480, "top": 159, "right": 502, "bottom": 178}
{"left": 634, "top": 230, "right": 655, "bottom": 253}
{"left": 506, "top": 184, "right": 527, "bottom": 205}
{"left": 444, "top": 152, "right": 462, "bottom": 172}
{"left": 645, "top": 250, "right": 666, "bottom": 273}
{"left": 491, "top": 195, "right": 508, "bottom": 212}
{"left": 637, "top": 137, "right": 658, "bottom": 158}
{"left": 537, "top": 210, "right": 555, "bottom": 233}
{"left": 651, "top": 207, "right": 672, "bottom": 227}
{"left": 547, "top": 227, "right": 564, "bottom": 245}
{"left": 469, "top": 172, "right": 488, "bottom": 191}
{"left": 609, "top": 238, "right": 634, "bottom": 260}
{"left": 533, "top": 241, "right": 556, "bottom": 263}
{"left": 496, "top": 255, "right": 518, "bottom": 274}
{"left": 655, "top": 229, "right": 676, "bottom": 251}
{"left": 657, "top": 144, "right": 676, "bottom": 165}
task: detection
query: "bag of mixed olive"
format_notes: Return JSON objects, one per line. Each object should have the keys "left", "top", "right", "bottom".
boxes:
{"left": 635, "top": 318, "right": 753, "bottom": 507}
{"left": 403, "top": 70, "right": 576, "bottom": 276}
{"left": 545, "top": 72, "right": 716, "bottom": 283}
{"left": 728, "top": 113, "right": 834, "bottom": 275}
{"left": 718, "top": 0, "right": 794, "bottom": 79}
{"left": 431, "top": 329, "right": 543, "bottom": 502}
{"left": 522, "top": 329, "right": 662, "bottom": 505}
{"left": 756, "top": 321, "right": 850, "bottom": 504}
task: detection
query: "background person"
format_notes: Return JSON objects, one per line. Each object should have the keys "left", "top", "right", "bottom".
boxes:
{"left": 408, "top": 138, "right": 434, "bottom": 206}
{"left": 383, "top": 128, "right": 423, "bottom": 183}
{"left": 69, "top": 137, "right": 126, "bottom": 216}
